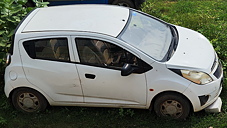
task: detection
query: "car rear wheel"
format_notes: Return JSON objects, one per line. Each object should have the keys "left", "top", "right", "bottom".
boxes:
{"left": 12, "top": 88, "right": 48, "bottom": 113}
{"left": 154, "top": 93, "right": 190, "bottom": 120}
{"left": 112, "top": 0, "right": 135, "bottom": 8}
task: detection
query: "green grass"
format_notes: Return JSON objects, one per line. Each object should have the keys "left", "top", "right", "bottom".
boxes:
{"left": 1, "top": 96, "right": 227, "bottom": 128}
{"left": 1, "top": 0, "right": 227, "bottom": 127}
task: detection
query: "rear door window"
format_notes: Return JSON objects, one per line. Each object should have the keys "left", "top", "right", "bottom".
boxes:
{"left": 23, "top": 38, "right": 70, "bottom": 62}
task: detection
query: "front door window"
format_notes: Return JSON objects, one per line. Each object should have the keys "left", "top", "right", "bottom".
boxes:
{"left": 76, "top": 38, "right": 138, "bottom": 68}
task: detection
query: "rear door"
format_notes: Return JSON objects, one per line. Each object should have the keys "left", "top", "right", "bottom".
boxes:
{"left": 19, "top": 36, "right": 83, "bottom": 102}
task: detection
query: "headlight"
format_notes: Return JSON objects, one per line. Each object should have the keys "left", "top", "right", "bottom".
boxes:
{"left": 181, "top": 70, "right": 213, "bottom": 85}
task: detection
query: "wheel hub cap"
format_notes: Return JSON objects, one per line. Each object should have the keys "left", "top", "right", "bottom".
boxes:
{"left": 18, "top": 92, "right": 39, "bottom": 112}
{"left": 23, "top": 98, "right": 34, "bottom": 108}
{"left": 166, "top": 105, "right": 177, "bottom": 115}
{"left": 161, "top": 100, "right": 183, "bottom": 117}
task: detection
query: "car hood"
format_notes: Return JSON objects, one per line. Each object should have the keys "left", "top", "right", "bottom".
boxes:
{"left": 166, "top": 26, "right": 215, "bottom": 73}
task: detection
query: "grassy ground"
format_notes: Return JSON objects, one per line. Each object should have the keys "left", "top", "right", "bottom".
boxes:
{"left": 1, "top": 93, "right": 227, "bottom": 128}
{"left": 1, "top": 0, "right": 227, "bottom": 127}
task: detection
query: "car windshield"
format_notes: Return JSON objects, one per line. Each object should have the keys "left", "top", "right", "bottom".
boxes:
{"left": 120, "top": 10, "right": 173, "bottom": 61}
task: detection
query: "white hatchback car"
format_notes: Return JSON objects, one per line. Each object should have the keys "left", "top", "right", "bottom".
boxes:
{"left": 5, "top": 5, "right": 223, "bottom": 119}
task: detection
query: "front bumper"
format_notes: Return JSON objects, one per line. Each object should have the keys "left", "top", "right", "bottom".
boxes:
{"left": 205, "top": 97, "right": 222, "bottom": 113}
{"left": 183, "top": 75, "right": 223, "bottom": 112}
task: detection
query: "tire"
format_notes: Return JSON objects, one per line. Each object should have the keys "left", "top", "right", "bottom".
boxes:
{"left": 112, "top": 0, "right": 135, "bottom": 8}
{"left": 154, "top": 93, "right": 190, "bottom": 120}
{"left": 12, "top": 88, "right": 48, "bottom": 113}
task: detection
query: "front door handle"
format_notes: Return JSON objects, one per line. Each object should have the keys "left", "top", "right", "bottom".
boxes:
{"left": 85, "top": 74, "right": 96, "bottom": 79}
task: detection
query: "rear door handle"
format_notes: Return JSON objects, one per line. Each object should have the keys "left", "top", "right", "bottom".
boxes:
{"left": 85, "top": 74, "right": 96, "bottom": 79}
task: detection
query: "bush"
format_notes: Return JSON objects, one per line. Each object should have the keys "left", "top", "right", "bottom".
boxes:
{"left": 0, "top": 0, "right": 48, "bottom": 125}
{"left": 0, "top": 0, "right": 48, "bottom": 73}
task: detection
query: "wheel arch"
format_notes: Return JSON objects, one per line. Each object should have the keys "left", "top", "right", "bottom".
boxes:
{"left": 149, "top": 91, "right": 193, "bottom": 112}
{"left": 9, "top": 87, "right": 50, "bottom": 106}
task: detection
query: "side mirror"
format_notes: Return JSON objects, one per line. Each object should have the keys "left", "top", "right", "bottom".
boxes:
{"left": 121, "top": 63, "right": 138, "bottom": 76}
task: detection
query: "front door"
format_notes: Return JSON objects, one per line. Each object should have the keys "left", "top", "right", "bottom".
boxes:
{"left": 74, "top": 37, "right": 147, "bottom": 105}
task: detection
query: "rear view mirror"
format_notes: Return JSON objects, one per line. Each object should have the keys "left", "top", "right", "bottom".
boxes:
{"left": 121, "top": 63, "right": 138, "bottom": 76}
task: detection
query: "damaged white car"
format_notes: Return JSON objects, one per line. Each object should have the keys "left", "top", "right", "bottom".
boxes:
{"left": 4, "top": 5, "right": 223, "bottom": 119}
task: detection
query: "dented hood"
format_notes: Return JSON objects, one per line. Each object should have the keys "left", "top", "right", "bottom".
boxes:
{"left": 166, "top": 26, "right": 215, "bottom": 73}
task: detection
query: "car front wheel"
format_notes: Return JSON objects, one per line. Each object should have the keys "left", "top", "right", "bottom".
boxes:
{"left": 154, "top": 93, "right": 190, "bottom": 120}
{"left": 12, "top": 88, "right": 48, "bottom": 113}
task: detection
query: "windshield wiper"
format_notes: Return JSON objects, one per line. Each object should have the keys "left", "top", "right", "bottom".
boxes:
{"left": 166, "top": 26, "right": 178, "bottom": 61}
{"left": 166, "top": 37, "right": 176, "bottom": 60}
{"left": 171, "top": 27, "right": 178, "bottom": 50}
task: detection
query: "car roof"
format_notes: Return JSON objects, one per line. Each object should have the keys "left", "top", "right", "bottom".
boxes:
{"left": 20, "top": 5, "right": 130, "bottom": 37}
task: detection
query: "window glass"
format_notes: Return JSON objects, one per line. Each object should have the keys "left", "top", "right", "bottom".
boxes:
{"left": 75, "top": 38, "right": 138, "bottom": 68}
{"left": 120, "top": 11, "right": 172, "bottom": 61}
{"left": 23, "top": 38, "right": 70, "bottom": 61}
